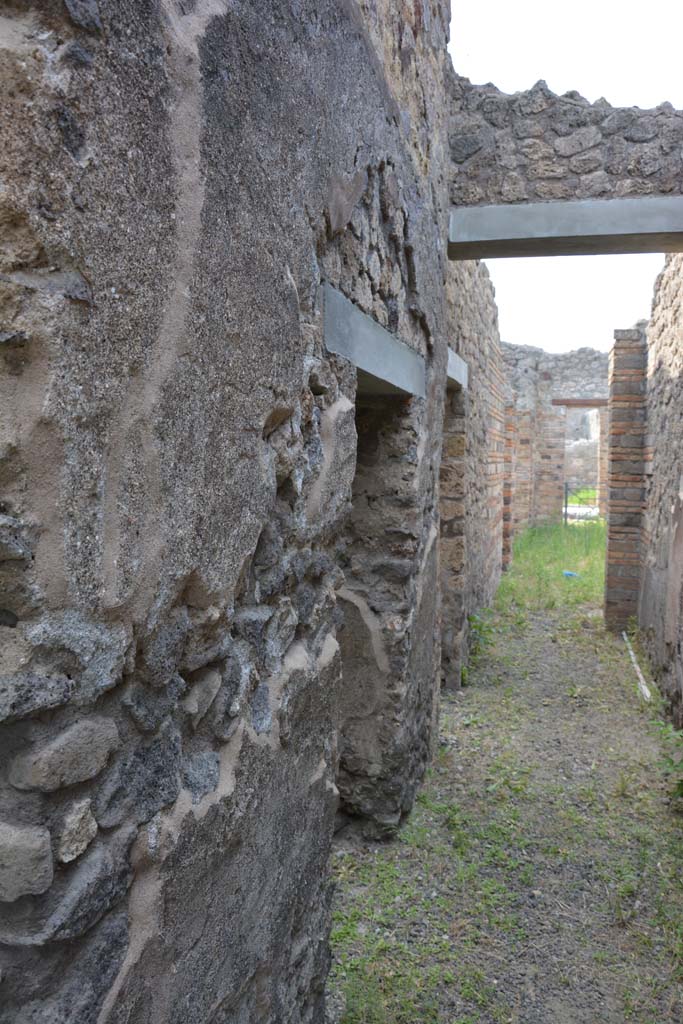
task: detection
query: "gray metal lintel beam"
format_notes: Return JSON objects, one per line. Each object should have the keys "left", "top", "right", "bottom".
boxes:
{"left": 446, "top": 348, "right": 468, "bottom": 391}
{"left": 323, "top": 282, "right": 425, "bottom": 398}
{"left": 448, "top": 195, "right": 683, "bottom": 260}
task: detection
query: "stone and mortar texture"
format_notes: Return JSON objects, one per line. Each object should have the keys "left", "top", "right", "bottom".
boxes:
{"left": 635, "top": 256, "right": 683, "bottom": 722}
{"left": 501, "top": 343, "right": 609, "bottom": 537}
{"left": 439, "top": 261, "right": 504, "bottom": 689}
{"left": 0, "top": 1, "right": 508, "bottom": 1020}
{"left": 448, "top": 76, "right": 683, "bottom": 208}
{"left": 3, "top": 0, "right": 683, "bottom": 1021}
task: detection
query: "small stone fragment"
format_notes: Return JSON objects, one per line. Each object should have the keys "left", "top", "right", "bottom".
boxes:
{"left": 553, "top": 126, "right": 602, "bottom": 157}
{"left": 64, "top": 0, "right": 102, "bottom": 33}
{"left": 450, "top": 132, "right": 484, "bottom": 163}
{"left": 62, "top": 41, "right": 94, "bottom": 66}
{"left": 123, "top": 673, "right": 186, "bottom": 733}
{"left": 45, "top": 836, "right": 132, "bottom": 941}
{"left": 182, "top": 752, "right": 220, "bottom": 804}
{"left": 0, "top": 515, "right": 30, "bottom": 561}
{"left": 94, "top": 721, "right": 180, "bottom": 828}
{"left": 9, "top": 718, "right": 120, "bottom": 792}
{"left": 26, "top": 612, "right": 128, "bottom": 704}
{"left": 0, "top": 821, "right": 53, "bottom": 902}
{"left": 0, "top": 330, "right": 28, "bottom": 347}
{"left": 182, "top": 667, "right": 222, "bottom": 729}
{"left": 0, "top": 672, "right": 74, "bottom": 724}
{"left": 250, "top": 683, "right": 272, "bottom": 735}
{"left": 57, "top": 799, "right": 98, "bottom": 863}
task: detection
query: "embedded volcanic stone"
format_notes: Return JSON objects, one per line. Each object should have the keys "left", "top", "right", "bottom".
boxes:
{"left": 123, "top": 673, "right": 187, "bottom": 733}
{"left": 0, "top": 821, "right": 53, "bottom": 902}
{"left": 94, "top": 720, "right": 181, "bottom": 828}
{"left": 450, "top": 132, "right": 484, "bottom": 163}
{"left": 64, "top": 0, "right": 102, "bottom": 33}
{"left": 57, "top": 799, "right": 98, "bottom": 864}
{"left": 0, "top": 672, "right": 74, "bottom": 724}
{"left": 182, "top": 667, "right": 222, "bottom": 729}
{"left": 9, "top": 718, "right": 120, "bottom": 792}
{"left": 182, "top": 751, "right": 220, "bottom": 804}
{"left": 45, "top": 840, "right": 132, "bottom": 942}
{"left": 553, "top": 125, "right": 602, "bottom": 157}
{"left": 0, "top": 515, "right": 30, "bottom": 561}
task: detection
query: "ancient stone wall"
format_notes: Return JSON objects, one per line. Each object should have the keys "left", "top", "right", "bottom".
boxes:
{"left": 502, "top": 343, "right": 609, "bottom": 534}
{"left": 440, "top": 261, "right": 504, "bottom": 688}
{"left": 638, "top": 257, "right": 683, "bottom": 721}
{"left": 4, "top": 1, "right": 654, "bottom": 1018}
{"left": 0, "top": 0, "right": 459, "bottom": 1019}
{"left": 564, "top": 407, "right": 600, "bottom": 490}
{"left": 448, "top": 77, "right": 683, "bottom": 208}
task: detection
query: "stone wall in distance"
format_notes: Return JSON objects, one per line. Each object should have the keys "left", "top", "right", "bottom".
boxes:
{"left": 502, "top": 343, "right": 609, "bottom": 532}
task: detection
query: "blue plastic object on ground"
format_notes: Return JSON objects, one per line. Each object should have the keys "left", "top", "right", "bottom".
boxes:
{"left": 563, "top": 570, "right": 579, "bottom": 578}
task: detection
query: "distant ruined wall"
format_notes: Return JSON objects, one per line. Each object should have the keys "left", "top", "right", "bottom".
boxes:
{"left": 564, "top": 409, "right": 600, "bottom": 491}
{"left": 639, "top": 256, "right": 683, "bottom": 722}
{"left": 449, "top": 77, "right": 683, "bottom": 208}
{"left": 0, "top": 0, "right": 460, "bottom": 1019}
{"left": 502, "top": 343, "right": 609, "bottom": 533}
{"left": 440, "top": 261, "right": 504, "bottom": 688}
{"left": 503, "top": 344, "right": 609, "bottom": 408}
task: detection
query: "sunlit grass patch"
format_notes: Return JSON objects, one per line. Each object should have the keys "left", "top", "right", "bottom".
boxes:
{"left": 571, "top": 486, "right": 598, "bottom": 505}
{"left": 496, "top": 520, "right": 606, "bottom": 612}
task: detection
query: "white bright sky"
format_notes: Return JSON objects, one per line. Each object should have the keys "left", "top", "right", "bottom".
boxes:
{"left": 449, "top": 1, "right": 683, "bottom": 352}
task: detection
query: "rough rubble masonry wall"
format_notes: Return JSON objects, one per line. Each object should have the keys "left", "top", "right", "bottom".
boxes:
{"left": 440, "top": 261, "right": 504, "bottom": 689}
{"left": 639, "top": 256, "right": 683, "bottom": 722}
{"left": 448, "top": 77, "right": 683, "bottom": 207}
{"left": 502, "top": 344, "right": 608, "bottom": 533}
{"left": 0, "top": 1, "right": 463, "bottom": 1020}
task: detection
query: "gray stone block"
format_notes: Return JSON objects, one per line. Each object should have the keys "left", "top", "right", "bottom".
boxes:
{"left": 0, "top": 822, "right": 53, "bottom": 902}
{"left": 9, "top": 718, "right": 120, "bottom": 792}
{"left": 0, "top": 673, "right": 74, "bottom": 724}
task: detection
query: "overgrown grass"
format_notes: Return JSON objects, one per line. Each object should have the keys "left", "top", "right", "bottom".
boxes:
{"left": 329, "top": 516, "right": 683, "bottom": 1023}
{"left": 570, "top": 486, "right": 598, "bottom": 505}
{"left": 496, "top": 520, "right": 606, "bottom": 612}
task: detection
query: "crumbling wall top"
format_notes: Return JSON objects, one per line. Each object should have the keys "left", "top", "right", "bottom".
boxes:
{"left": 449, "top": 75, "right": 683, "bottom": 208}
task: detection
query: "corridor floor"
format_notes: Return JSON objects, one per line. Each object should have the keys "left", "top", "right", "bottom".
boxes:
{"left": 328, "top": 606, "right": 683, "bottom": 1023}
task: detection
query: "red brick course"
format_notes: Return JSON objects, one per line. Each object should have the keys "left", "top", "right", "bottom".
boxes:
{"left": 604, "top": 327, "right": 647, "bottom": 631}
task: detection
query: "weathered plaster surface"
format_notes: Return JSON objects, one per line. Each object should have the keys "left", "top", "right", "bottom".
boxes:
{"left": 639, "top": 256, "right": 683, "bottom": 720}
{"left": 0, "top": 0, "right": 460, "bottom": 1018}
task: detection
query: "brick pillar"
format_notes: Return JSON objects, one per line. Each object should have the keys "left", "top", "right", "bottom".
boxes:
{"left": 533, "top": 407, "right": 566, "bottom": 522}
{"left": 597, "top": 406, "right": 609, "bottom": 517}
{"left": 502, "top": 404, "right": 516, "bottom": 570}
{"left": 513, "top": 410, "right": 533, "bottom": 530}
{"left": 604, "top": 326, "right": 647, "bottom": 631}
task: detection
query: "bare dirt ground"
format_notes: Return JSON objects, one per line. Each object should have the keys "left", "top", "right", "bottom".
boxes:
{"left": 328, "top": 606, "right": 683, "bottom": 1023}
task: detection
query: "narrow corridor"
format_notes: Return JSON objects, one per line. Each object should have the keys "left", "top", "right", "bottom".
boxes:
{"left": 329, "top": 531, "right": 683, "bottom": 1023}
